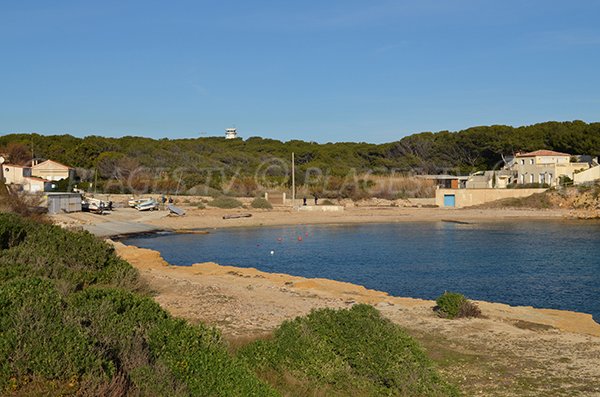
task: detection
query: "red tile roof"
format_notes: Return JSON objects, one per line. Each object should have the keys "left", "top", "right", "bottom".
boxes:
{"left": 515, "top": 150, "right": 571, "bottom": 157}
{"left": 24, "top": 176, "right": 49, "bottom": 182}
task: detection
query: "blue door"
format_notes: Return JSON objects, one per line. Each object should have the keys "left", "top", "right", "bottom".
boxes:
{"left": 444, "top": 194, "right": 456, "bottom": 207}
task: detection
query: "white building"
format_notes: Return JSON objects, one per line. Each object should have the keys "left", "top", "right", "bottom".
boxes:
{"left": 225, "top": 128, "right": 238, "bottom": 139}
{"left": 511, "top": 150, "right": 590, "bottom": 187}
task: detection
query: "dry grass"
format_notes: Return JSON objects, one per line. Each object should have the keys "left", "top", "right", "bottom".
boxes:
{"left": 364, "top": 175, "right": 436, "bottom": 199}
{"left": 0, "top": 187, "right": 47, "bottom": 221}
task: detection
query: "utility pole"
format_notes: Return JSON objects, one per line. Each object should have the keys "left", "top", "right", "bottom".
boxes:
{"left": 291, "top": 152, "right": 295, "bottom": 207}
{"left": 0, "top": 156, "right": 5, "bottom": 187}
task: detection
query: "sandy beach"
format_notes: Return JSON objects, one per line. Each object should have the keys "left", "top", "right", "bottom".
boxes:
{"left": 51, "top": 203, "right": 577, "bottom": 237}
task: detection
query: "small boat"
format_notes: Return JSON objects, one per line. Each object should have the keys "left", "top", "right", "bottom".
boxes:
{"left": 167, "top": 204, "right": 186, "bottom": 216}
{"left": 136, "top": 199, "right": 159, "bottom": 211}
{"left": 128, "top": 198, "right": 147, "bottom": 208}
{"left": 82, "top": 197, "right": 107, "bottom": 214}
{"left": 222, "top": 213, "right": 252, "bottom": 220}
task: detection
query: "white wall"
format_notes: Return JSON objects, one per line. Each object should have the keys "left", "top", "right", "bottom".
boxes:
{"left": 574, "top": 166, "right": 600, "bottom": 185}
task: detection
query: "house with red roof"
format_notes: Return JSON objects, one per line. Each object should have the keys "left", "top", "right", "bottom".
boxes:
{"left": 511, "top": 150, "right": 591, "bottom": 186}
{"left": 2, "top": 159, "right": 74, "bottom": 193}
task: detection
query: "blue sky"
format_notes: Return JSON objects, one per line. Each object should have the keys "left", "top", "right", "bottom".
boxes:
{"left": 1, "top": 1, "right": 599, "bottom": 143}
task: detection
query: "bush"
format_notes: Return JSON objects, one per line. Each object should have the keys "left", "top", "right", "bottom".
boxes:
{"left": 208, "top": 196, "right": 243, "bottom": 209}
{"left": 239, "top": 304, "right": 459, "bottom": 397}
{"left": 250, "top": 198, "right": 273, "bottom": 209}
{"left": 435, "top": 292, "right": 481, "bottom": 319}
{"left": 0, "top": 213, "right": 277, "bottom": 396}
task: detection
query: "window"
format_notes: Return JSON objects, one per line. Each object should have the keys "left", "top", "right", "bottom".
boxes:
{"left": 529, "top": 174, "right": 534, "bottom": 183}
{"left": 548, "top": 173, "right": 553, "bottom": 184}
{"left": 520, "top": 174, "right": 525, "bottom": 184}
{"left": 521, "top": 159, "right": 525, "bottom": 165}
{"left": 530, "top": 159, "right": 534, "bottom": 165}
{"left": 539, "top": 173, "right": 544, "bottom": 184}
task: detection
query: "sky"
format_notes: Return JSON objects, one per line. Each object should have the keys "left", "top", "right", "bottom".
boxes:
{"left": 1, "top": 0, "right": 599, "bottom": 143}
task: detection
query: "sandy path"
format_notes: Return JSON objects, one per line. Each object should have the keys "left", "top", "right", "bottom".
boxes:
{"left": 114, "top": 242, "right": 600, "bottom": 397}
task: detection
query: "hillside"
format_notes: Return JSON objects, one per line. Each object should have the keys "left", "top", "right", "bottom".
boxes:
{"left": 1, "top": 121, "right": 600, "bottom": 196}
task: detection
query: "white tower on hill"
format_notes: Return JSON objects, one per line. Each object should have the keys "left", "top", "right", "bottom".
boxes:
{"left": 225, "top": 128, "right": 238, "bottom": 139}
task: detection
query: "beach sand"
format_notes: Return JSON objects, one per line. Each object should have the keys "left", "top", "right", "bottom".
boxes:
{"left": 52, "top": 205, "right": 575, "bottom": 237}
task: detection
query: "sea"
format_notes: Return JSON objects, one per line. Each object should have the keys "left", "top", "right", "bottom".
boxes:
{"left": 123, "top": 220, "right": 600, "bottom": 321}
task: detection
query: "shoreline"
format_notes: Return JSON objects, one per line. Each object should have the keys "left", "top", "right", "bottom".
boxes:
{"left": 110, "top": 235, "right": 600, "bottom": 395}
{"left": 112, "top": 241, "right": 600, "bottom": 336}
{"left": 52, "top": 206, "right": 589, "bottom": 239}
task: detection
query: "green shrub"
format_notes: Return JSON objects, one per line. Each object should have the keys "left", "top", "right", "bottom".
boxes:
{"left": 240, "top": 304, "right": 459, "bottom": 397}
{"left": 209, "top": 196, "right": 243, "bottom": 209}
{"left": 0, "top": 213, "right": 277, "bottom": 396}
{"left": 251, "top": 198, "right": 273, "bottom": 209}
{"left": 435, "top": 292, "right": 481, "bottom": 319}
{"left": 0, "top": 213, "right": 31, "bottom": 249}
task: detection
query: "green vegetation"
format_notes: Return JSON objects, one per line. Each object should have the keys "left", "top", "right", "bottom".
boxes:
{"left": 1, "top": 120, "right": 599, "bottom": 196}
{"left": 0, "top": 213, "right": 276, "bottom": 396}
{"left": 209, "top": 196, "right": 244, "bottom": 209}
{"left": 435, "top": 292, "right": 482, "bottom": 319}
{"left": 0, "top": 213, "right": 459, "bottom": 396}
{"left": 240, "top": 305, "right": 459, "bottom": 397}
{"left": 250, "top": 197, "right": 273, "bottom": 209}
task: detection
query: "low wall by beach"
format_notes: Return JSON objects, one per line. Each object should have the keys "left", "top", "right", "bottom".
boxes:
{"left": 435, "top": 188, "right": 547, "bottom": 208}
{"left": 297, "top": 205, "right": 345, "bottom": 212}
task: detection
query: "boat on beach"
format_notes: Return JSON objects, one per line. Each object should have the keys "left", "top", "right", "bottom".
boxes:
{"left": 135, "top": 198, "right": 159, "bottom": 211}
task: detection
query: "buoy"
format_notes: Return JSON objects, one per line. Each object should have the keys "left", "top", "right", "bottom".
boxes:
{"left": 297, "top": 236, "right": 303, "bottom": 241}
{"left": 270, "top": 250, "right": 274, "bottom": 255}
{"left": 277, "top": 237, "right": 282, "bottom": 242}
{"left": 305, "top": 232, "right": 309, "bottom": 236}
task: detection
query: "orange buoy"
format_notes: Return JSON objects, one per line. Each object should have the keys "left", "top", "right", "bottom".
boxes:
{"left": 297, "top": 236, "right": 303, "bottom": 241}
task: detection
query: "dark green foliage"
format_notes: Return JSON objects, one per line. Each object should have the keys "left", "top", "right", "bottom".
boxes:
{"left": 1, "top": 121, "right": 599, "bottom": 194}
{"left": 209, "top": 196, "right": 243, "bottom": 209}
{"left": 240, "top": 304, "right": 460, "bottom": 397}
{"left": 250, "top": 197, "right": 273, "bottom": 209}
{"left": 0, "top": 213, "right": 141, "bottom": 293}
{"left": 0, "top": 278, "right": 102, "bottom": 387}
{"left": 0, "top": 213, "right": 277, "bottom": 396}
{"left": 0, "top": 214, "right": 31, "bottom": 249}
{"left": 435, "top": 292, "right": 481, "bottom": 319}
{"left": 436, "top": 292, "right": 466, "bottom": 319}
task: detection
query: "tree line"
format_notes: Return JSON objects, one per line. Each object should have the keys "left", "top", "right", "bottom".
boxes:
{"left": 1, "top": 120, "right": 599, "bottom": 195}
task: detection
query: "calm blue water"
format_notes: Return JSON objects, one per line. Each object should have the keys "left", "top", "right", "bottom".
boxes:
{"left": 123, "top": 221, "right": 600, "bottom": 321}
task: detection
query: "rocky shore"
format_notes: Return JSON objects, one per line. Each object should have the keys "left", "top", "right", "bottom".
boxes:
{"left": 113, "top": 241, "right": 600, "bottom": 397}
